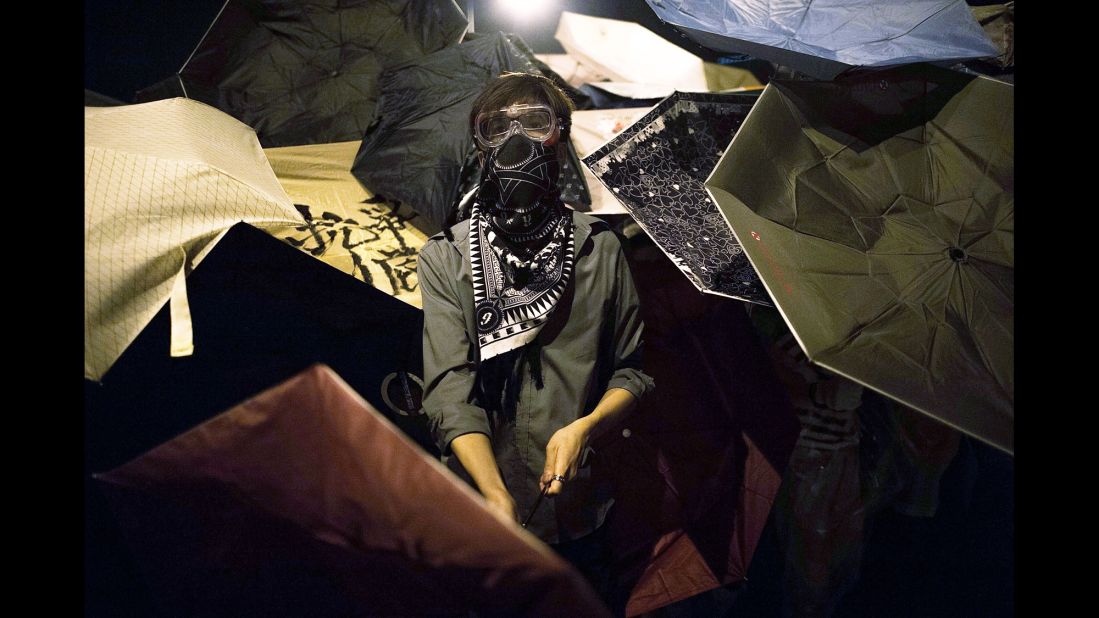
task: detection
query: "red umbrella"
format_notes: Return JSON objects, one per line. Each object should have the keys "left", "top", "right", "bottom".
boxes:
{"left": 599, "top": 242, "right": 800, "bottom": 615}
{"left": 95, "top": 364, "right": 608, "bottom": 617}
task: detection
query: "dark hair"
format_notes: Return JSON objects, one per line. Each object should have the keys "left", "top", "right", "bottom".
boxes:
{"left": 468, "top": 72, "right": 575, "bottom": 146}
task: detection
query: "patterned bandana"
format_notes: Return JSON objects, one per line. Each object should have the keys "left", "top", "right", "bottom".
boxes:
{"left": 469, "top": 196, "right": 573, "bottom": 361}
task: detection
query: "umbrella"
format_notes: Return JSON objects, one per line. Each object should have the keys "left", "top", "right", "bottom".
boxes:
{"left": 644, "top": 0, "right": 999, "bottom": 79}
{"left": 535, "top": 52, "right": 609, "bottom": 88}
{"left": 577, "top": 84, "right": 665, "bottom": 110}
{"left": 135, "top": 0, "right": 469, "bottom": 148}
{"left": 568, "top": 107, "right": 652, "bottom": 215}
{"left": 94, "top": 364, "right": 610, "bottom": 617}
{"left": 85, "top": 223, "right": 433, "bottom": 614}
{"left": 85, "top": 98, "right": 303, "bottom": 381}
{"left": 705, "top": 64, "right": 1013, "bottom": 453}
{"left": 85, "top": 221, "right": 431, "bottom": 471}
{"left": 351, "top": 31, "right": 589, "bottom": 231}
{"left": 260, "top": 139, "right": 434, "bottom": 307}
{"left": 599, "top": 241, "right": 798, "bottom": 616}
{"left": 960, "top": 1, "right": 1013, "bottom": 82}
{"left": 554, "top": 11, "right": 709, "bottom": 92}
{"left": 84, "top": 89, "right": 126, "bottom": 106}
{"left": 537, "top": 50, "right": 761, "bottom": 98}
{"left": 584, "top": 91, "right": 771, "bottom": 306}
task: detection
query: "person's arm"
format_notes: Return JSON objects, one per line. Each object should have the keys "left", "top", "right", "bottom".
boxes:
{"left": 541, "top": 236, "right": 654, "bottom": 496}
{"left": 419, "top": 240, "right": 517, "bottom": 522}
{"left": 540, "top": 387, "right": 638, "bottom": 495}
{"left": 451, "top": 433, "right": 517, "bottom": 522}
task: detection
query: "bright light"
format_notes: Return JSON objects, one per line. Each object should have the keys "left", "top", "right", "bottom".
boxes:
{"left": 497, "top": 0, "right": 554, "bottom": 20}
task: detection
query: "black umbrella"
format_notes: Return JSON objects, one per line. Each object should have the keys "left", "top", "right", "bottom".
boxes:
{"left": 583, "top": 91, "right": 771, "bottom": 306}
{"left": 86, "top": 221, "right": 430, "bottom": 472}
{"left": 135, "top": 0, "right": 469, "bottom": 147}
{"left": 351, "top": 31, "right": 590, "bottom": 232}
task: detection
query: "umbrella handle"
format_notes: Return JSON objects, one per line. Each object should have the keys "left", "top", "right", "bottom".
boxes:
{"left": 521, "top": 484, "right": 552, "bottom": 528}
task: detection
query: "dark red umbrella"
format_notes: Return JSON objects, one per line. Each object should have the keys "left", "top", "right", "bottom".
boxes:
{"left": 598, "top": 241, "right": 799, "bottom": 616}
{"left": 95, "top": 364, "right": 609, "bottom": 617}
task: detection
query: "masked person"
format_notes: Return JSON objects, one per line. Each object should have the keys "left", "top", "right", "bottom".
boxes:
{"left": 418, "top": 72, "right": 654, "bottom": 605}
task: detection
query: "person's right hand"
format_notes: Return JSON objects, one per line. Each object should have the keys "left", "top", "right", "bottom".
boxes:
{"left": 483, "top": 488, "right": 518, "bottom": 525}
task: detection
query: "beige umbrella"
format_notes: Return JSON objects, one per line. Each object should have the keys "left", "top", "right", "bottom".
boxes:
{"left": 85, "top": 98, "right": 303, "bottom": 380}
{"left": 261, "top": 139, "right": 433, "bottom": 308}
{"left": 555, "top": 11, "right": 709, "bottom": 92}
{"left": 537, "top": 50, "right": 760, "bottom": 94}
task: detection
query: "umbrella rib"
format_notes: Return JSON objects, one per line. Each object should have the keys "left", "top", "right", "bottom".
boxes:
{"left": 941, "top": 269, "right": 1014, "bottom": 402}
{"left": 180, "top": 0, "right": 230, "bottom": 72}
{"left": 818, "top": 257, "right": 950, "bottom": 359}
{"left": 828, "top": 1, "right": 956, "bottom": 52}
{"left": 926, "top": 118, "right": 1007, "bottom": 193}
{"left": 962, "top": 259, "right": 1013, "bottom": 306}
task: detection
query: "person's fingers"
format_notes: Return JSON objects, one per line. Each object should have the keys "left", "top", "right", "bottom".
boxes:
{"left": 546, "top": 449, "right": 571, "bottom": 497}
{"left": 540, "top": 443, "right": 558, "bottom": 492}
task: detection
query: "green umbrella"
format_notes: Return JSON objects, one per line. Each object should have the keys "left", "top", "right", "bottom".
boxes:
{"left": 706, "top": 64, "right": 1013, "bottom": 454}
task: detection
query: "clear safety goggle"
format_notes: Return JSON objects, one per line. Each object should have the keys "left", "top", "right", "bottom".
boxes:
{"left": 474, "top": 103, "right": 559, "bottom": 149}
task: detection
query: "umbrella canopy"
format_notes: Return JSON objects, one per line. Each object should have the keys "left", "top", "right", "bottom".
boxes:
{"left": 85, "top": 223, "right": 433, "bottom": 614}
{"left": 568, "top": 107, "right": 652, "bottom": 215}
{"left": 705, "top": 64, "right": 1013, "bottom": 453}
{"left": 554, "top": 11, "right": 709, "bottom": 92}
{"left": 645, "top": 0, "right": 999, "bottom": 79}
{"left": 261, "top": 139, "right": 434, "bottom": 307}
{"left": 965, "top": 1, "right": 1013, "bottom": 79}
{"left": 351, "top": 31, "right": 589, "bottom": 231}
{"left": 85, "top": 98, "right": 303, "bottom": 381}
{"left": 85, "top": 221, "right": 430, "bottom": 471}
{"left": 537, "top": 50, "right": 761, "bottom": 99}
{"left": 84, "top": 89, "right": 126, "bottom": 106}
{"left": 135, "top": 0, "right": 469, "bottom": 148}
{"left": 602, "top": 241, "right": 798, "bottom": 615}
{"left": 95, "top": 364, "right": 609, "bottom": 617}
{"left": 535, "top": 52, "right": 610, "bottom": 88}
{"left": 584, "top": 91, "right": 771, "bottom": 306}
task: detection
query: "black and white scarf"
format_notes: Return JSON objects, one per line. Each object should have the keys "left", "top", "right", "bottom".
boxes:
{"left": 469, "top": 199, "right": 573, "bottom": 361}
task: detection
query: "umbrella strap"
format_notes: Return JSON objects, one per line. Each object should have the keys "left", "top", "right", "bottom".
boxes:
{"left": 169, "top": 250, "right": 194, "bottom": 357}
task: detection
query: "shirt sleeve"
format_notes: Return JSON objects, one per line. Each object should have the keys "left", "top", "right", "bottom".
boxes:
{"left": 418, "top": 239, "right": 491, "bottom": 455}
{"left": 604, "top": 237, "right": 656, "bottom": 401}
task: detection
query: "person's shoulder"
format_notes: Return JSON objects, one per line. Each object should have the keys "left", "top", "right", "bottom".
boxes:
{"left": 422, "top": 219, "right": 470, "bottom": 258}
{"left": 571, "top": 210, "right": 625, "bottom": 254}
{"left": 571, "top": 210, "right": 610, "bottom": 232}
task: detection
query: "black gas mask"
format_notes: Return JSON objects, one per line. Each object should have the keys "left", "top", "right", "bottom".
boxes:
{"left": 474, "top": 103, "right": 566, "bottom": 238}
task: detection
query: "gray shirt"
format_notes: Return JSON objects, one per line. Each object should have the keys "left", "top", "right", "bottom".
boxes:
{"left": 418, "top": 209, "right": 655, "bottom": 543}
